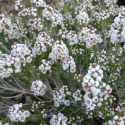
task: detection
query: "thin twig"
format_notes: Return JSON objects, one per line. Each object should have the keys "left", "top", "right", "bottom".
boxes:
{"left": 0, "top": 78, "right": 12, "bottom": 87}
{"left": 2, "top": 92, "right": 24, "bottom": 99}
{"left": 11, "top": 75, "right": 25, "bottom": 90}
{"left": 64, "top": 71, "right": 73, "bottom": 93}
{"left": 0, "top": 101, "right": 9, "bottom": 106}
{"left": 34, "top": 95, "right": 44, "bottom": 101}
{"left": 59, "top": 106, "right": 65, "bottom": 112}
{"left": 0, "top": 43, "right": 11, "bottom": 54}
{"left": 45, "top": 77, "right": 53, "bottom": 95}
{"left": 51, "top": 76, "right": 59, "bottom": 87}
{"left": 0, "top": 79, "right": 6, "bottom": 86}
{"left": 15, "top": 78, "right": 27, "bottom": 89}
{"left": 0, "top": 85, "right": 34, "bottom": 95}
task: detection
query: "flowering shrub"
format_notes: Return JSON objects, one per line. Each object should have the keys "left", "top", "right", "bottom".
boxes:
{"left": 0, "top": 0, "right": 125, "bottom": 124}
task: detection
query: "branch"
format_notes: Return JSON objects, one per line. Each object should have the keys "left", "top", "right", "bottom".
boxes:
{"left": 0, "top": 43, "right": 11, "bottom": 54}
{"left": 0, "top": 85, "right": 34, "bottom": 95}
{"left": 2, "top": 92, "right": 24, "bottom": 99}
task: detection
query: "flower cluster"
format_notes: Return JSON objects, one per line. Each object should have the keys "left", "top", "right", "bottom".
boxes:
{"left": 58, "top": 27, "right": 68, "bottom": 39}
{"left": 62, "top": 55, "right": 76, "bottom": 73}
{"left": 33, "top": 40, "right": 47, "bottom": 57}
{"left": 7, "top": 103, "right": 30, "bottom": 122}
{"left": 18, "top": 7, "right": 37, "bottom": 17}
{"left": 11, "top": 42, "right": 32, "bottom": 64}
{"left": 75, "top": 1, "right": 94, "bottom": 15}
{"left": 28, "top": 18, "right": 43, "bottom": 32}
{"left": 0, "top": 42, "right": 32, "bottom": 78}
{"left": 76, "top": 0, "right": 118, "bottom": 22}
{"left": 109, "top": 6, "right": 125, "bottom": 43}
{"left": 39, "top": 59, "right": 51, "bottom": 74}
{"left": 76, "top": 10, "right": 89, "bottom": 25}
{"left": 0, "top": 14, "right": 24, "bottom": 40}
{"left": 66, "top": 30, "right": 78, "bottom": 46}
{"left": 109, "top": 47, "right": 121, "bottom": 63}
{"left": 72, "top": 48, "right": 84, "bottom": 55}
{"left": 31, "top": 80, "right": 46, "bottom": 96}
{"left": 42, "top": 5, "right": 63, "bottom": 27}
{"left": 31, "top": 101, "right": 43, "bottom": 112}
{"left": 109, "top": 64, "right": 121, "bottom": 85}
{"left": 67, "top": 117, "right": 76, "bottom": 125}
{"left": 49, "top": 40, "right": 76, "bottom": 72}
{"left": 64, "top": 13, "right": 74, "bottom": 25}
{"left": 15, "top": 0, "right": 24, "bottom": 11}
{"left": 31, "top": 101, "right": 47, "bottom": 118}
{"left": 49, "top": 40, "right": 69, "bottom": 62}
{"left": 0, "top": 58, "right": 13, "bottom": 78}
{"left": 50, "top": 113, "right": 68, "bottom": 125}
{"left": 74, "top": 74, "right": 82, "bottom": 82}
{"left": 37, "top": 32, "right": 54, "bottom": 47}
{"left": 59, "top": 0, "right": 71, "bottom": 7}
{"left": 31, "top": 0, "right": 46, "bottom": 7}
{"left": 98, "top": 50, "right": 110, "bottom": 71}
{"left": 103, "top": 101, "right": 125, "bottom": 125}
{"left": 53, "top": 86, "right": 71, "bottom": 107}
{"left": 96, "top": 4, "right": 118, "bottom": 22}
{"left": 106, "top": 116, "right": 125, "bottom": 125}
{"left": 8, "top": 23, "right": 22, "bottom": 40}
{"left": 73, "top": 90, "right": 82, "bottom": 102}
{"left": 82, "top": 63, "right": 113, "bottom": 110}
{"left": 78, "top": 27, "right": 103, "bottom": 48}
{"left": 0, "top": 14, "right": 11, "bottom": 33}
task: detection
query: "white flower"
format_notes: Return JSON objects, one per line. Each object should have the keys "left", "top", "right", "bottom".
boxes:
{"left": 96, "top": 76, "right": 102, "bottom": 82}
{"left": 92, "top": 72, "right": 98, "bottom": 78}
{"left": 108, "top": 120, "right": 113, "bottom": 125}
{"left": 76, "top": 11, "right": 89, "bottom": 25}
{"left": 19, "top": 115, "right": 25, "bottom": 122}
{"left": 95, "top": 81, "right": 99, "bottom": 87}
{"left": 64, "top": 100, "right": 70, "bottom": 106}
{"left": 54, "top": 102, "right": 60, "bottom": 107}
{"left": 85, "top": 98, "right": 92, "bottom": 108}
{"left": 23, "top": 110, "right": 30, "bottom": 117}
{"left": 89, "top": 104, "right": 95, "bottom": 110}
{"left": 97, "top": 102, "right": 102, "bottom": 107}
{"left": 14, "top": 62, "right": 21, "bottom": 68}
{"left": 26, "top": 56, "right": 32, "bottom": 63}
{"left": 114, "top": 115, "right": 118, "bottom": 120}
{"left": 92, "top": 96, "right": 98, "bottom": 103}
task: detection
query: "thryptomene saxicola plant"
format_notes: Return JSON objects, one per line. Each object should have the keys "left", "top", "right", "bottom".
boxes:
{"left": 0, "top": 0, "right": 125, "bottom": 125}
